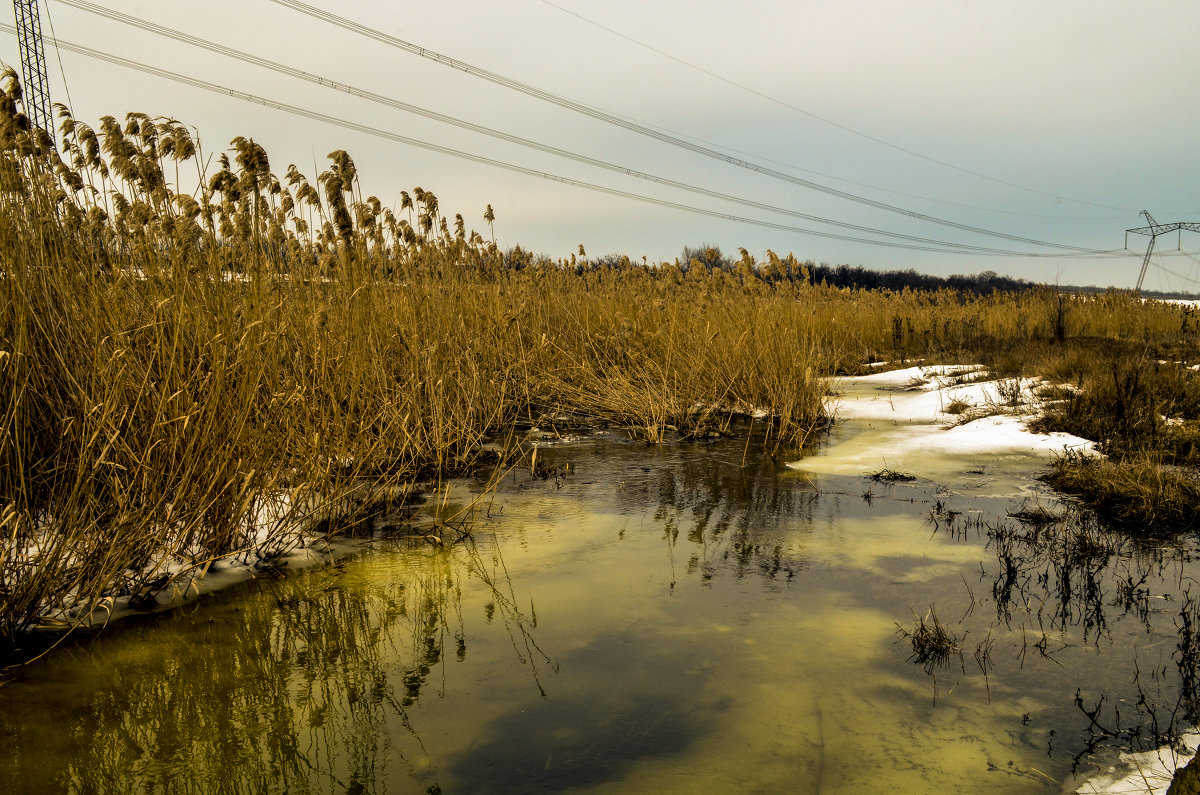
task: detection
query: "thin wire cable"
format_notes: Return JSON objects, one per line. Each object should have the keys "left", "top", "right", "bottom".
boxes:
{"left": 41, "top": 0, "right": 75, "bottom": 117}
{"left": 1152, "top": 262, "right": 1200, "bottom": 288}
{"left": 264, "top": 0, "right": 1120, "bottom": 255}
{"left": 1151, "top": 249, "right": 1200, "bottom": 288}
{"left": 60, "top": 0, "right": 1090, "bottom": 237}
{"left": 55, "top": 0, "right": 1095, "bottom": 258}
{"left": 0, "top": 23, "right": 1135, "bottom": 261}
{"left": 610, "top": 116, "right": 1130, "bottom": 222}
{"left": 534, "top": 0, "right": 1137, "bottom": 216}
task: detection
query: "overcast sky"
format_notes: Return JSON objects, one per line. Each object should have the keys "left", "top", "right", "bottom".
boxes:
{"left": 9, "top": 0, "right": 1200, "bottom": 288}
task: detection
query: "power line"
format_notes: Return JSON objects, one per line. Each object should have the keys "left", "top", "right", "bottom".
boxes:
{"left": 54, "top": 0, "right": 1103, "bottom": 258}
{"left": 612, "top": 116, "right": 1130, "bottom": 222}
{"left": 1149, "top": 259, "right": 1200, "bottom": 289}
{"left": 0, "top": 23, "right": 1136, "bottom": 261}
{"left": 41, "top": 0, "right": 75, "bottom": 119}
{"left": 265, "top": 0, "right": 1119, "bottom": 256}
{"left": 1148, "top": 245, "right": 1200, "bottom": 289}
{"left": 533, "top": 0, "right": 1136, "bottom": 216}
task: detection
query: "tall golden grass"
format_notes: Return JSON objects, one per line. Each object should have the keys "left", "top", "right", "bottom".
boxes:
{"left": 1, "top": 67, "right": 1198, "bottom": 642}
{"left": 0, "top": 71, "right": 834, "bottom": 640}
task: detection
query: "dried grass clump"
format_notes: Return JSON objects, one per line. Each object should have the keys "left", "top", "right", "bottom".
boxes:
{"left": 898, "top": 607, "right": 962, "bottom": 675}
{"left": 1006, "top": 503, "right": 1064, "bottom": 526}
{"left": 1043, "top": 452, "right": 1200, "bottom": 535}
{"left": 870, "top": 468, "right": 916, "bottom": 483}
{"left": 942, "top": 397, "right": 972, "bottom": 415}
{"left": 1026, "top": 353, "right": 1200, "bottom": 532}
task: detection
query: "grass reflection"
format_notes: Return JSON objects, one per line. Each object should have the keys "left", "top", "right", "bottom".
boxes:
{"left": 925, "top": 501, "right": 1200, "bottom": 766}
{"left": 574, "top": 437, "right": 1200, "bottom": 774}
{"left": 9, "top": 434, "right": 1200, "bottom": 790}
{"left": 583, "top": 443, "right": 820, "bottom": 584}
{"left": 0, "top": 546, "right": 484, "bottom": 793}
{"left": 982, "top": 509, "right": 1173, "bottom": 643}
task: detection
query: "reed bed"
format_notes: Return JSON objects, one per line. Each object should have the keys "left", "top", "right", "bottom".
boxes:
{"left": 2, "top": 66, "right": 1198, "bottom": 643}
{"left": 0, "top": 73, "right": 840, "bottom": 642}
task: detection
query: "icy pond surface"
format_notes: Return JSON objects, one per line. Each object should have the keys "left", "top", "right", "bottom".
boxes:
{"left": 2, "top": 377, "right": 1199, "bottom": 793}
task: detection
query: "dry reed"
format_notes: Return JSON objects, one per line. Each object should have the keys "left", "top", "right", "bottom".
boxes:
{"left": 2, "top": 67, "right": 1198, "bottom": 643}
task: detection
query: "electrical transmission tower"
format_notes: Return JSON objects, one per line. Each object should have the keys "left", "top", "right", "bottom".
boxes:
{"left": 12, "top": 0, "right": 53, "bottom": 140}
{"left": 1127, "top": 211, "right": 1200, "bottom": 291}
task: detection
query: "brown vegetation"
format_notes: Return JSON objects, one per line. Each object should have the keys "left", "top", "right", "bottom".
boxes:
{"left": 1, "top": 66, "right": 1198, "bottom": 643}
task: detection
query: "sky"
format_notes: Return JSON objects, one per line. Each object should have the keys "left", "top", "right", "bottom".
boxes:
{"left": 7, "top": 0, "right": 1200, "bottom": 289}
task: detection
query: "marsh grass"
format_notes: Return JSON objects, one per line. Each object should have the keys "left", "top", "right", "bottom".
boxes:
{"left": 2, "top": 68, "right": 1199, "bottom": 643}
{"left": 1017, "top": 349, "right": 1200, "bottom": 534}
{"left": 942, "top": 397, "right": 972, "bottom": 415}
{"left": 1007, "top": 503, "right": 1065, "bottom": 526}
{"left": 0, "top": 75, "right": 840, "bottom": 642}
{"left": 898, "top": 607, "right": 962, "bottom": 676}
{"left": 870, "top": 468, "right": 916, "bottom": 483}
{"left": 1044, "top": 453, "right": 1200, "bottom": 533}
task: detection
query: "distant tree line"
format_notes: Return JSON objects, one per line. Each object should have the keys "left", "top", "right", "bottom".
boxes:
{"left": 677, "top": 244, "right": 1036, "bottom": 294}
{"left": 802, "top": 263, "right": 1034, "bottom": 294}
{"left": 674, "top": 244, "right": 1198, "bottom": 299}
{"left": 501, "top": 241, "right": 1198, "bottom": 299}
{"left": 801, "top": 261, "right": 1197, "bottom": 299}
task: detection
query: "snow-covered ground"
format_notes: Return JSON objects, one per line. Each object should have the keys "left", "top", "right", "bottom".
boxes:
{"left": 33, "top": 482, "right": 422, "bottom": 632}
{"left": 71, "top": 532, "right": 365, "bottom": 630}
{"left": 1073, "top": 732, "right": 1200, "bottom": 794}
{"left": 787, "top": 364, "right": 1095, "bottom": 497}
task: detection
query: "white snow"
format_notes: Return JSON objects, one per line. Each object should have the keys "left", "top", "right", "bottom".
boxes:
{"left": 1073, "top": 732, "right": 1200, "bottom": 794}
{"left": 789, "top": 364, "right": 1095, "bottom": 495}
{"left": 32, "top": 482, "right": 421, "bottom": 631}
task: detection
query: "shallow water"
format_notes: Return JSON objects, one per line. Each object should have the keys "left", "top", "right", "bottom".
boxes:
{"left": 2, "top": 430, "right": 1198, "bottom": 793}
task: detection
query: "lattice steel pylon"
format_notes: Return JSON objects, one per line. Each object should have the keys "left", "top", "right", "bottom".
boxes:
{"left": 12, "top": 0, "right": 53, "bottom": 141}
{"left": 1126, "top": 211, "right": 1200, "bottom": 291}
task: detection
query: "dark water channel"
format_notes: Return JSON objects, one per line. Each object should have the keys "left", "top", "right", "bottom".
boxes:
{"left": 2, "top": 431, "right": 1199, "bottom": 793}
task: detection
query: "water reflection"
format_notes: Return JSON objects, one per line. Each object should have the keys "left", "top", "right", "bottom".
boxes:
{"left": 443, "top": 626, "right": 723, "bottom": 793}
{"left": 982, "top": 512, "right": 1166, "bottom": 640}
{"left": 929, "top": 499, "right": 1200, "bottom": 769}
{"left": 592, "top": 442, "right": 820, "bottom": 584}
{"left": 3, "top": 433, "right": 1200, "bottom": 791}
{"left": 0, "top": 548, "right": 477, "bottom": 793}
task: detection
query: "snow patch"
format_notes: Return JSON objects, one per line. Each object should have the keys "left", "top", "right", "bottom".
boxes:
{"left": 790, "top": 364, "right": 1095, "bottom": 495}
{"left": 1073, "top": 732, "right": 1200, "bottom": 794}
{"left": 29, "top": 482, "right": 420, "bottom": 633}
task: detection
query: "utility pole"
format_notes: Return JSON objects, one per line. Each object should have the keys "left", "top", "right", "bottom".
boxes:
{"left": 12, "top": 0, "right": 53, "bottom": 140}
{"left": 1126, "top": 211, "right": 1200, "bottom": 291}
